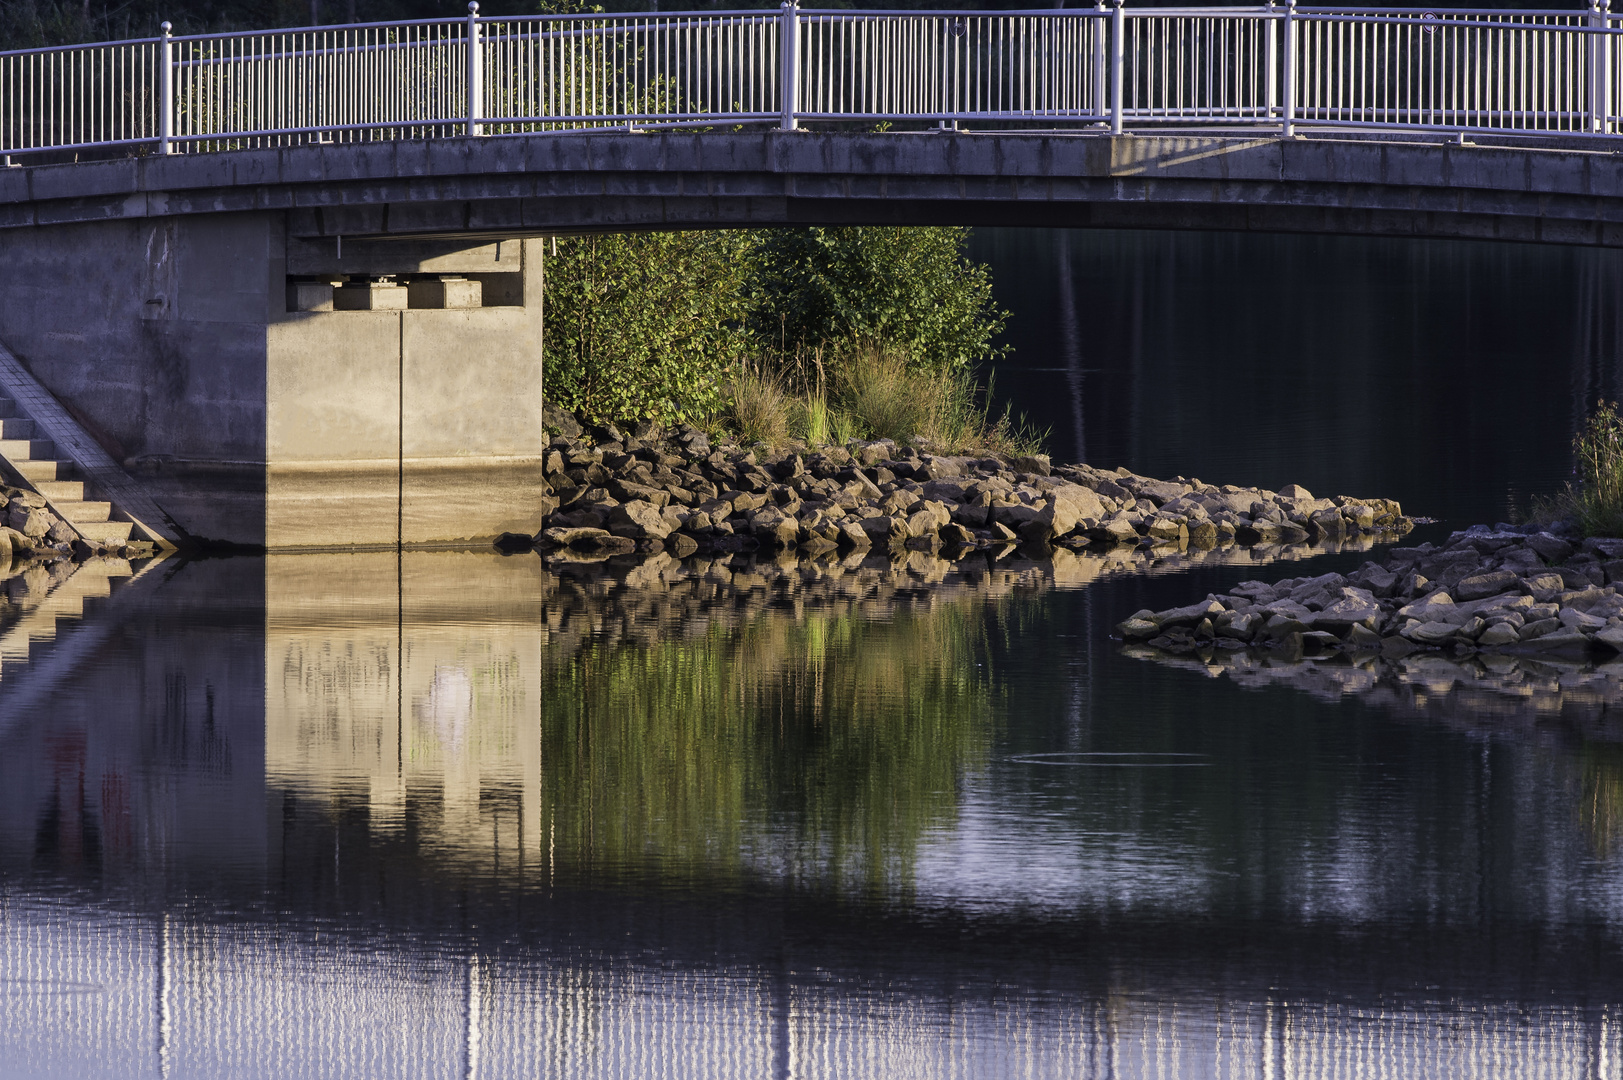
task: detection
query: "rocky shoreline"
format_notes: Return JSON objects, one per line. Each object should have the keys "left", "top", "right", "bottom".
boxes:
{"left": 0, "top": 484, "right": 159, "bottom": 565}
{"left": 503, "top": 421, "right": 1415, "bottom": 560}
{"left": 1119, "top": 523, "right": 1623, "bottom": 659}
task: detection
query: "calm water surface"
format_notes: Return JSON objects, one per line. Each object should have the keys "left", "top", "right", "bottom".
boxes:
{"left": 6, "top": 230, "right": 1623, "bottom": 1078}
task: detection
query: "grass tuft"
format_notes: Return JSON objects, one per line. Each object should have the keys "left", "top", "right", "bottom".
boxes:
{"left": 1533, "top": 399, "right": 1623, "bottom": 537}
{"left": 727, "top": 365, "right": 790, "bottom": 446}
{"left": 718, "top": 342, "right": 1047, "bottom": 456}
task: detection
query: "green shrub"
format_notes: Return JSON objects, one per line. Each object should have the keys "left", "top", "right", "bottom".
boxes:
{"left": 541, "top": 225, "right": 1019, "bottom": 443}
{"left": 835, "top": 345, "right": 937, "bottom": 444}
{"left": 823, "top": 344, "right": 1045, "bottom": 454}
{"left": 749, "top": 226, "right": 1009, "bottom": 375}
{"left": 790, "top": 393, "right": 831, "bottom": 446}
{"left": 542, "top": 230, "right": 754, "bottom": 426}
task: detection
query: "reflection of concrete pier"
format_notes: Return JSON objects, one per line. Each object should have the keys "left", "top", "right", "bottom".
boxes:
{"left": 266, "top": 552, "right": 551, "bottom": 869}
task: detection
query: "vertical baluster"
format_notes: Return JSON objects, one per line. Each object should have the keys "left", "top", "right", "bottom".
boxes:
{"left": 466, "top": 2, "right": 482, "bottom": 135}
{"left": 1110, "top": 0, "right": 1123, "bottom": 132}
{"left": 159, "top": 23, "right": 173, "bottom": 153}
{"left": 1281, "top": 0, "right": 1295, "bottom": 136}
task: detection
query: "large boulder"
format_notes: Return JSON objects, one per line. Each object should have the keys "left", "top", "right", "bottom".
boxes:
{"left": 542, "top": 399, "right": 582, "bottom": 438}
{"left": 749, "top": 507, "right": 801, "bottom": 548}
{"left": 1311, "top": 590, "right": 1382, "bottom": 632}
{"left": 1091, "top": 516, "right": 1141, "bottom": 546}
{"left": 1526, "top": 533, "right": 1575, "bottom": 563}
{"left": 605, "top": 501, "right": 672, "bottom": 540}
{"left": 6, "top": 506, "right": 50, "bottom": 539}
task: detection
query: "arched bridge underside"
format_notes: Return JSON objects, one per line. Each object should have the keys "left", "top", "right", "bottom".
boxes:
{"left": 1, "top": 127, "right": 1620, "bottom": 554}
{"left": 7, "top": 130, "right": 1623, "bottom": 248}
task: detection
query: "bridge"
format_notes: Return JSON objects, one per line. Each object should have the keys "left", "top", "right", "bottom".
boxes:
{"left": 2, "top": 5, "right": 1622, "bottom": 548}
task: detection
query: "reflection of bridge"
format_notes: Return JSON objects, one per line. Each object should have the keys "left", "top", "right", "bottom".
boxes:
{"left": 6, "top": 8, "right": 1623, "bottom": 547}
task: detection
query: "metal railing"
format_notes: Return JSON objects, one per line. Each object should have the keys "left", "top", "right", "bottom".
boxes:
{"left": 3, "top": 3, "right": 1622, "bottom": 159}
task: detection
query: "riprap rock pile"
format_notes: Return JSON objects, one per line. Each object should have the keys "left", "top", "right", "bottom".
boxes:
{"left": 517, "top": 424, "right": 1413, "bottom": 560}
{"left": 1119, "top": 526, "right": 1623, "bottom": 658}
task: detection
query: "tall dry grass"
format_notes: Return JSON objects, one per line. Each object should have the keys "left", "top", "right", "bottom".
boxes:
{"left": 726, "top": 365, "right": 791, "bottom": 446}
{"left": 1533, "top": 400, "right": 1623, "bottom": 537}
{"left": 720, "top": 343, "right": 1045, "bottom": 455}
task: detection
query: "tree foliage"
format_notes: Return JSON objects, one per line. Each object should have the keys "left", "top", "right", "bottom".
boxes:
{"left": 542, "top": 225, "right": 1009, "bottom": 426}
{"left": 748, "top": 225, "right": 1007, "bottom": 374}
{"left": 541, "top": 230, "right": 756, "bottom": 425}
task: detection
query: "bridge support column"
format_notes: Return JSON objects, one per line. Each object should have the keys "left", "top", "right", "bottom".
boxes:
{"left": 0, "top": 211, "right": 550, "bottom": 550}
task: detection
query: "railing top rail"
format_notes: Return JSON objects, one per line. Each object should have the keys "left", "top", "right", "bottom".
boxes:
{"left": 0, "top": 35, "right": 162, "bottom": 60}
{"left": 167, "top": 15, "right": 464, "bottom": 44}
{"left": 1296, "top": 4, "right": 1591, "bottom": 12}
{"left": 1, "top": 3, "right": 1609, "bottom": 61}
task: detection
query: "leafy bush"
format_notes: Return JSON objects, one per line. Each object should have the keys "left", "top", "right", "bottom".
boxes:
{"left": 749, "top": 226, "right": 1009, "bottom": 374}
{"left": 542, "top": 230, "right": 754, "bottom": 425}
{"left": 540, "top": 225, "right": 1023, "bottom": 445}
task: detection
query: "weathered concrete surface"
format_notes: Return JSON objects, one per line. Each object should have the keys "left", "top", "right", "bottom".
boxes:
{"left": 7, "top": 132, "right": 1623, "bottom": 246}
{"left": 0, "top": 209, "right": 547, "bottom": 548}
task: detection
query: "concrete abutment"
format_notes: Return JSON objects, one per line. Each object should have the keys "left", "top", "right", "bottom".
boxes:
{"left": 0, "top": 210, "right": 547, "bottom": 549}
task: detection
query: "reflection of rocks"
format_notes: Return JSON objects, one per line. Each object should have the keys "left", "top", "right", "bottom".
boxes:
{"left": 511, "top": 423, "right": 1413, "bottom": 560}
{"left": 525, "top": 532, "right": 1408, "bottom": 655}
{"left": 1123, "top": 644, "right": 1623, "bottom": 735}
{"left": 1118, "top": 526, "right": 1623, "bottom": 661}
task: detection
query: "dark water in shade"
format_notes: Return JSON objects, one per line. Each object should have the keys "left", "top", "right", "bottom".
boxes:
{"left": 6, "top": 230, "right": 1623, "bottom": 1078}
{"left": 971, "top": 228, "right": 1623, "bottom": 529}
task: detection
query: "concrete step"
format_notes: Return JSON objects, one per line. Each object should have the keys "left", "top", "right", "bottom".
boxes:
{"left": 10, "top": 459, "right": 71, "bottom": 481}
{"left": 0, "top": 438, "right": 53, "bottom": 460}
{"left": 72, "top": 521, "right": 133, "bottom": 543}
{"left": 33, "top": 481, "right": 84, "bottom": 501}
{"left": 0, "top": 418, "right": 35, "bottom": 439}
{"left": 0, "top": 398, "right": 17, "bottom": 419}
{"left": 57, "top": 501, "right": 112, "bottom": 524}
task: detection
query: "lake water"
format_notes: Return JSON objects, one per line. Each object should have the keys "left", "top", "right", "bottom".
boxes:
{"left": 6, "top": 230, "right": 1623, "bottom": 1079}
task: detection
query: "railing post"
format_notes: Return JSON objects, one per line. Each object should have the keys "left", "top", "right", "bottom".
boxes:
{"left": 1281, "top": 0, "right": 1296, "bottom": 137}
{"left": 1092, "top": 0, "right": 1106, "bottom": 122}
{"left": 159, "top": 21, "right": 173, "bottom": 155}
{"left": 1265, "top": 0, "right": 1277, "bottom": 120}
{"left": 780, "top": 0, "right": 799, "bottom": 131}
{"left": 1109, "top": 0, "right": 1124, "bottom": 135}
{"left": 466, "top": 1, "right": 483, "bottom": 137}
{"left": 1591, "top": 0, "right": 1612, "bottom": 134}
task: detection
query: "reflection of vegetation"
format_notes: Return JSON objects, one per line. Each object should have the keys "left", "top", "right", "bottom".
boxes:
{"left": 539, "top": 597, "right": 1004, "bottom": 894}
{"left": 1579, "top": 743, "right": 1623, "bottom": 858}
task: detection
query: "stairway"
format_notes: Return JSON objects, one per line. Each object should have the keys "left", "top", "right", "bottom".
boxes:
{"left": 0, "top": 394, "right": 134, "bottom": 545}
{"left": 0, "top": 557, "right": 134, "bottom": 677}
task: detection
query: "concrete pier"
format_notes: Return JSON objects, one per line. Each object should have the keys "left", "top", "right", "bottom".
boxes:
{"left": 0, "top": 213, "right": 546, "bottom": 548}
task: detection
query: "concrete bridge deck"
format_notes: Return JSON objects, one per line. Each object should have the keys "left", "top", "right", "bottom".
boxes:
{"left": 6, "top": 130, "right": 1623, "bottom": 249}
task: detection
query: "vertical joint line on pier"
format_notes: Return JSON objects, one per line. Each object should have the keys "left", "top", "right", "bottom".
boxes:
{"left": 397, "top": 312, "right": 404, "bottom": 551}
